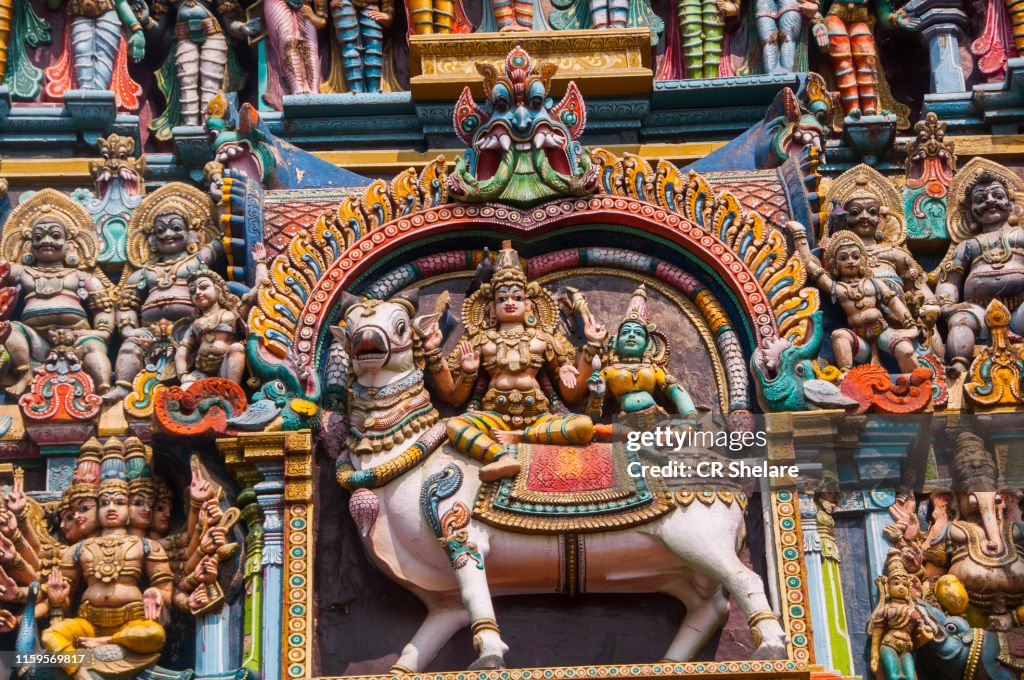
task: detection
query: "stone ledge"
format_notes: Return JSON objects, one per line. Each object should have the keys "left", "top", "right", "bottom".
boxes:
{"left": 409, "top": 28, "right": 653, "bottom": 100}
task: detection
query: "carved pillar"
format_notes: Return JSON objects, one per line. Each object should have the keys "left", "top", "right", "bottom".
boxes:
{"left": 236, "top": 466, "right": 266, "bottom": 675}
{"left": 221, "top": 431, "right": 314, "bottom": 680}
{"left": 862, "top": 489, "right": 897, "bottom": 590}
{"left": 904, "top": 0, "right": 969, "bottom": 94}
{"left": 255, "top": 465, "right": 285, "bottom": 680}
{"left": 814, "top": 496, "right": 855, "bottom": 676}
{"left": 800, "top": 494, "right": 832, "bottom": 669}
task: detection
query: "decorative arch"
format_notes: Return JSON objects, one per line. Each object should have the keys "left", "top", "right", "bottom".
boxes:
{"left": 250, "top": 153, "right": 820, "bottom": 393}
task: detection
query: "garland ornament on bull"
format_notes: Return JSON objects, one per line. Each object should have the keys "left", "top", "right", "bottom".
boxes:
{"left": 331, "top": 280, "right": 789, "bottom": 672}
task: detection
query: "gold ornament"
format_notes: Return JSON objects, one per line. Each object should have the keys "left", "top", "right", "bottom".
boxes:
{"left": 126, "top": 182, "right": 219, "bottom": 269}
{"left": 825, "top": 163, "right": 906, "bottom": 246}
{"left": 0, "top": 188, "right": 99, "bottom": 269}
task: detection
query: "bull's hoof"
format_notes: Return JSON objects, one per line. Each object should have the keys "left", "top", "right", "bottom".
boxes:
{"left": 750, "top": 640, "right": 788, "bottom": 661}
{"left": 390, "top": 664, "right": 416, "bottom": 675}
{"left": 468, "top": 655, "right": 506, "bottom": 670}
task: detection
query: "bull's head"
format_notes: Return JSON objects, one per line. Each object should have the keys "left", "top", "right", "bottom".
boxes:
{"left": 331, "top": 293, "right": 422, "bottom": 387}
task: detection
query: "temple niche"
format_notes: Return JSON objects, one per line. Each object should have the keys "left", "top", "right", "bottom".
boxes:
{"left": 1, "top": 0, "right": 1024, "bottom": 674}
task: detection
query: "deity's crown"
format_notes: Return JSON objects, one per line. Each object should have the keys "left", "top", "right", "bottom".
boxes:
{"left": 951, "top": 432, "right": 998, "bottom": 488}
{"left": 98, "top": 438, "right": 129, "bottom": 495}
{"left": 621, "top": 285, "right": 652, "bottom": 329}
{"left": 823, "top": 230, "right": 870, "bottom": 275}
{"left": 63, "top": 437, "right": 103, "bottom": 506}
{"left": 884, "top": 550, "right": 909, "bottom": 580}
{"left": 125, "top": 437, "right": 155, "bottom": 496}
{"left": 491, "top": 240, "right": 528, "bottom": 289}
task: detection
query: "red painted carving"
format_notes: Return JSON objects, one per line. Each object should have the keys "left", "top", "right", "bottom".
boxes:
{"left": 839, "top": 365, "right": 933, "bottom": 415}
{"left": 153, "top": 377, "right": 248, "bottom": 437}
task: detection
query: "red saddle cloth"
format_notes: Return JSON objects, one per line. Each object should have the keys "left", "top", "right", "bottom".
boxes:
{"left": 473, "top": 442, "right": 674, "bottom": 534}
{"left": 524, "top": 443, "right": 615, "bottom": 494}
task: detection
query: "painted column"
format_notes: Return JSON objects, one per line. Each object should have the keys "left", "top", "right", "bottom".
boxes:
{"left": 904, "top": 0, "right": 969, "bottom": 94}
{"left": 799, "top": 493, "right": 832, "bottom": 671}
{"left": 862, "top": 488, "right": 897, "bottom": 593}
{"left": 237, "top": 469, "right": 266, "bottom": 675}
{"left": 255, "top": 465, "right": 285, "bottom": 680}
{"left": 815, "top": 495, "right": 855, "bottom": 676}
{"left": 196, "top": 607, "right": 233, "bottom": 675}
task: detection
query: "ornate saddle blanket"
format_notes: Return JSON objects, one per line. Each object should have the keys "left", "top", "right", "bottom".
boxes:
{"left": 473, "top": 443, "right": 674, "bottom": 534}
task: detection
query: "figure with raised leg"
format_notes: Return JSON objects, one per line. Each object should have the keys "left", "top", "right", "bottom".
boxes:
{"left": 788, "top": 221, "right": 920, "bottom": 376}
{"left": 174, "top": 243, "right": 268, "bottom": 387}
{"left": 419, "top": 241, "right": 607, "bottom": 481}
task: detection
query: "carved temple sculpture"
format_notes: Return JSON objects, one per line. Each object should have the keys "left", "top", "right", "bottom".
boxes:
{"left": 2, "top": 0, "right": 1024, "bottom": 673}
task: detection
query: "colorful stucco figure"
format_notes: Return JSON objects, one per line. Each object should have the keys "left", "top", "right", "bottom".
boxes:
{"left": 549, "top": 0, "right": 662, "bottom": 46}
{"left": 106, "top": 183, "right": 223, "bottom": 403}
{"left": 265, "top": 0, "right": 326, "bottom": 94}
{"left": 419, "top": 241, "right": 606, "bottom": 480}
{"left": 43, "top": 0, "right": 145, "bottom": 109}
{"left": 0, "top": 189, "right": 113, "bottom": 396}
{"left": 586, "top": 284, "right": 698, "bottom": 433}
{"left": 328, "top": 0, "right": 391, "bottom": 92}
{"left": 147, "top": 0, "right": 260, "bottom": 138}
{"left": 0, "top": 0, "right": 51, "bottom": 100}
{"left": 450, "top": 48, "right": 597, "bottom": 207}
{"left": 936, "top": 159, "right": 1024, "bottom": 375}
{"left": 817, "top": 0, "right": 917, "bottom": 118}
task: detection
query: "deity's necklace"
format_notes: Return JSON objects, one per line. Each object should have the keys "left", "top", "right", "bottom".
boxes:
{"left": 492, "top": 328, "right": 534, "bottom": 373}
{"left": 979, "top": 230, "right": 1013, "bottom": 269}
{"left": 90, "top": 535, "right": 132, "bottom": 584}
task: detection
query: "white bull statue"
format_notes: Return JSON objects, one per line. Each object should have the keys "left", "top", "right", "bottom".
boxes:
{"left": 330, "top": 295, "right": 789, "bottom": 673}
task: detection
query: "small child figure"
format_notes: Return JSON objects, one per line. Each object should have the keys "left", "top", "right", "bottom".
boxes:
{"left": 868, "top": 551, "right": 931, "bottom": 680}
{"left": 787, "top": 221, "right": 920, "bottom": 375}
{"left": 174, "top": 243, "right": 269, "bottom": 387}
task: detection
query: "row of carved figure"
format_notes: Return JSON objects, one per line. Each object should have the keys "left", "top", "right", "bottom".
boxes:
{"left": 0, "top": 0, "right": 1020, "bottom": 119}
{"left": 0, "top": 133, "right": 268, "bottom": 409}
{"left": 0, "top": 442, "right": 239, "bottom": 679}
{"left": 865, "top": 432, "right": 1024, "bottom": 680}
{"left": 4, "top": 96, "right": 1024, "bottom": 417}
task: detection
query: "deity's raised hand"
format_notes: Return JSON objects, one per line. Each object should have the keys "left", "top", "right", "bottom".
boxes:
{"left": 143, "top": 587, "right": 163, "bottom": 620}
{"left": 201, "top": 526, "right": 229, "bottom": 555}
{"left": 0, "top": 565, "right": 17, "bottom": 602}
{"left": 560, "top": 364, "right": 579, "bottom": 390}
{"left": 5, "top": 472, "right": 26, "bottom": 515}
{"left": 786, "top": 220, "right": 806, "bottom": 238}
{"left": 583, "top": 316, "right": 607, "bottom": 344}
{"left": 46, "top": 567, "right": 68, "bottom": 607}
{"left": 459, "top": 340, "right": 479, "bottom": 373}
{"left": 0, "top": 608, "right": 16, "bottom": 632}
{"left": 190, "top": 461, "right": 219, "bottom": 505}
{"left": 200, "top": 498, "right": 224, "bottom": 528}
{"left": 193, "top": 555, "right": 219, "bottom": 584}
{"left": 419, "top": 316, "right": 444, "bottom": 351}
